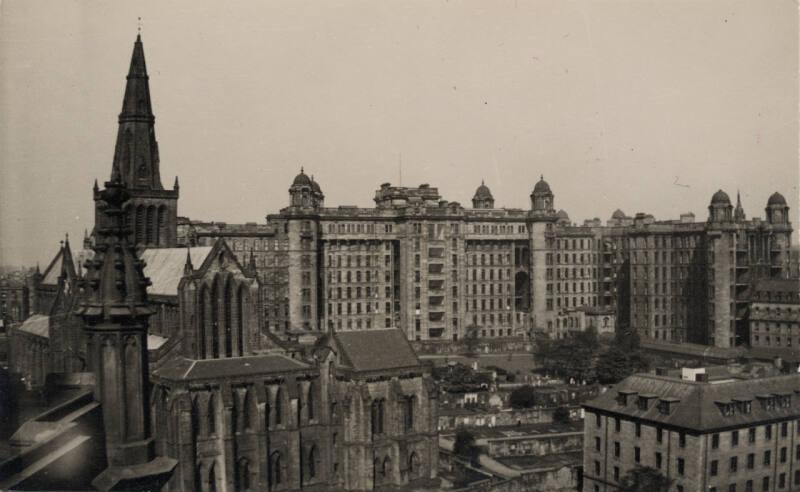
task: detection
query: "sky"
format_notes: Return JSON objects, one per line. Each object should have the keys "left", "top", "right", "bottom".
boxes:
{"left": 0, "top": 0, "right": 797, "bottom": 268}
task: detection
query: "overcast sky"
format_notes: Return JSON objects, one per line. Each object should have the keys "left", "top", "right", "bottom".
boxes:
{"left": 1, "top": 0, "right": 797, "bottom": 267}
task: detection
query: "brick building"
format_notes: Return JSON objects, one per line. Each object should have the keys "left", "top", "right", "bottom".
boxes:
{"left": 583, "top": 372, "right": 800, "bottom": 492}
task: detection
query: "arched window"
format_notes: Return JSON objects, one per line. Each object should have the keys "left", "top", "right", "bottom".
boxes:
{"left": 274, "top": 387, "right": 283, "bottom": 425}
{"left": 307, "top": 445, "right": 318, "bottom": 479}
{"left": 242, "top": 390, "right": 252, "bottom": 431}
{"left": 157, "top": 205, "right": 167, "bottom": 245}
{"left": 270, "top": 452, "right": 282, "bottom": 486}
{"left": 404, "top": 396, "right": 415, "bottom": 431}
{"left": 236, "top": 459, "right": 250, "bottom": 491}
{"left": 382, "top": 456, "right": 391, "bottom": 478}
{"left": 198, "top": 286, "right": 207, "bottom": 358}
{"left": 135, "top": 205, "right": 145, "bottom": 245}
{"left": 371, "top": 399, "right": 384, "bottom": 436}
{"left": 237, "top": 284, "right": 246, "bottom": 356}
{"left": 207, "top": 462, "right": 217, "bottom": 492}
{"left": 207, "top": 393, "right": 216, "bottom": 435}
{"left": 408, "top": 452, "right": 420, "bottom": 478}
{"left": 146, "top": 205, "right": 156, "bottom": 244}
{"left": 224, "top": 278, "right": 233, "bottom": 357}
{"left": 211, "top": 277, "right": 220, "bottom": 358}
{"left": 307, "top": 382, "right": 315, "bottom": 421}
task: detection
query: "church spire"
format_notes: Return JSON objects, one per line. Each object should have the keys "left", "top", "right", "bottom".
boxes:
{"left": 110, "top": 33, "right": 163, "bottom": 191}
{"left": 735, "top": 190, "right": 746, "bottom": 222}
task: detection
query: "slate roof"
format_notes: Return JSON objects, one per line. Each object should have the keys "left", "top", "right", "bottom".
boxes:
{"left": 584, "top": 373, "right": 800, "bottom": 432}
{"left": 153, "top": 354, "right": 309, "bottom": 381}
{"left": 333, "top": 328, "right": 420, "bottom": 372}
{"left": 17, "top": 315, "right": 50, "bottom": 338}
{"left": 140, "top": 247, "right": 213, "bottom": 296}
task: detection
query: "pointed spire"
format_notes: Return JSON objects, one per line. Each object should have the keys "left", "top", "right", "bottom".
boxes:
{"left": 183, "top": 246, "right": 194, "bottom": 276}
{"left": 734, "top": 189, "right": 746, "bottom": 222}
{"left": 35, "top": 263, "right": 41, "bottom": 276}
{"left": 78, "top": 179, "right": 153, "bottom": 320}
{"left": 110, "top": 33, "right": 162, "bottom": 190}
{"left": 83, "top": 229, "right": 92, "bottom": 249}
{"left": 481, "top": 179, "right": 485, "bottom": 186}
{"left": 93, "top": 178, "right": 99, "bottom": 192}
{"left": 173, "top": 175, "right": 180, "bottom": 191}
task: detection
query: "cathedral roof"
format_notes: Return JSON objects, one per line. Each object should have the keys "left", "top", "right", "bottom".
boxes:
{"left": 532, "top": 176, "right": 551, "bottom": 194}
{"left": 768, "top": 192, "right": 787, "bottom": 206}
{"left": 140, "top": 246, "right": 213, "bottom": 296}
{"left": 153, "top": 353, "right": 309, "bottom": 381}
{"left": 710, "top": 189, "right": 731, "bottom": 205}
{"left": 333, "top": 328, "right": 420, "bottom": 372}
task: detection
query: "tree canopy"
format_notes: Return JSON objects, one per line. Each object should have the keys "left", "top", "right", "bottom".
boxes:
{"left": 618, "top": 466, "right": 673, "bottom": 492}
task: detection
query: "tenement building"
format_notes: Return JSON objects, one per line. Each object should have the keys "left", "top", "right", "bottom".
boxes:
{"left": 582, "top": 371, "right": 800, "bottom": 492}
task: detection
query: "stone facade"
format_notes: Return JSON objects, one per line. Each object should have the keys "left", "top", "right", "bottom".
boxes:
{"left": 749, "top": 279, "right": 800, "bottom": 353}
{"left": 183, "top": 179, "right": 792, "bottom": 350}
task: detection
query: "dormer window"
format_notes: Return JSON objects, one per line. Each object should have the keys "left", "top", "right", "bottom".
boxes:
{"left": 617, "top": 390, "right": 637, "bottom": 406}
{"left": 757, "top": 394, "right": 777, "bottom": 411}
{"left": 777, "top": 393, "right": 792, "bottom": 408}
{"left": 733, "top": 398, "right": 752, "bottom": 414}
{"left": 637, "top": 394, "right": 657, "bottom": 411}
{"left": 715, "top": 401, "right": 735, "bottom": 417}
{"left": 658, "top": 397, "right": 680, "bottom": 415}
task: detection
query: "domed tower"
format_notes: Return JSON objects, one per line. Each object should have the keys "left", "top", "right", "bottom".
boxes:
{"left": 530, "top": 176, "right": 555, "bottom": 216}
{"left": 708, "top": 189, "right": 733, "bottom": 223}
{"left": 310, "top": 175, "right": 325, "bottom": 208}
{"left": 472, "top": 180, "right": 494, "bottom": 209}
{"left": 556, "top": 209, "right": 570, "bottom": 226}
{"left": 766, "top": 192, "right": 789, "bottom": 226}
{"left": 527, "top": 176, "right": 557, "bottom": 335}
{"left": 288, "top": 168, "right": 318, "bottom": 209}
{"left": 766, "top": 192, "right": 792, "bottom": 278}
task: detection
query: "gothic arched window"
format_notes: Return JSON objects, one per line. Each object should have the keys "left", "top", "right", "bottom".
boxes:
{"left": 223, "top": 278, "right": 233, "bottom": 357}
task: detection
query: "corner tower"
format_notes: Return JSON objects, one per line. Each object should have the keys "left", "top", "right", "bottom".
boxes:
{"left": 528, "top": 176, "right": 557, "bottom": 335}
{"left": 96, "top": 34, "right": 179, "bottom": 248}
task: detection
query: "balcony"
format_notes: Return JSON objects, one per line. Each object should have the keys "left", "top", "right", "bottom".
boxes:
{"left": 428, "top": 279, "right": 444, "bottom": 291}
{"left": 428, "top": 328, "right": 445, "bottom": 338}
{"left": 429, "top": 312, "right": 445, "bottom": 322}
{"left": 428, "top": 263, "right": 444, "bottom": 275}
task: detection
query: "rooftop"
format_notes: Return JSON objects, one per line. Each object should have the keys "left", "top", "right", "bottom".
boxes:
{"left": 153, "top": 353, "right": 309, "bottom": 381}
{"left": 333, "top": 328, "right": 421, "bottom": 372}
{"left": 584, "top": 373, "right": 800, "bottom": 432}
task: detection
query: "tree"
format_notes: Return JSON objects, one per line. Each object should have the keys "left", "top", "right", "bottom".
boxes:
{"left": 617, "top": 466, "right": 673, "bottom": 492}
{"left": 464, "top": 324, "right": 480, "bottom": 356}
{"left": 596, "top": 331, "right": 649, "bottom": 384}
{"left": 552, "top": 406, "right": 571, "bottom": 424}
{"left": 509, "top": 385, "right": 537, "bottom": 409}
{"left": 453, "top": 426, "right": 480, "bottom": 465}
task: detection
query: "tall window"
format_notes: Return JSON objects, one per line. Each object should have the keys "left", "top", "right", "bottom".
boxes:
{"left": 211, "top": 279, "right": 220, "bottom": 358}
{"left": 404, "top": 396, "right": 414, "bottom": 431}
{"left": 371, "top": 399, "right": 385, "bottom": 436}
{"left": 307, "top": 445, "right": 318, "bottom": 479}
{"left": 224, "top": 279, "right": 233, "bottom": 357}
{"left": 307, "top": 383, "right": 315, "bottom": 421}
{"left": 237, "top": 285, "right": 245, "bottom": 355}
{"left": 274, "top": 388, "right": 283, "bottom": 425}
{"left": 270, "top": 452, "right": 282, "bottom": 486}
{"left": 198, "top": 286, "right": 207, "bottom": 358}
{"left": 207, "top": 394, "right": 216, "bottom": 435}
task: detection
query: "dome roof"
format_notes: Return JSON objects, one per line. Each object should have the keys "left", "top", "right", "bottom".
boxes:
{"left": 611, "top": 209, "right": 626, "bottom": 220}
{"left": 473, "top": 180, "right": 493, "bottom": 200}
{"left": 310, "top": 176, "right": 322, "bottom": 193}
{"left": 556, "top": 209, "right": 569, "bottom": 219}
{"left": 292, "top": 168, "right": 312, "bottom": 187}
{"left": 532, "top": 175, "right": 551, "bottom": 194}
{"left": 710, "top": 189, "right": 731, "bottom": 205}
{"left": 768, "top": 192, "right": 787, "bottom": 206}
